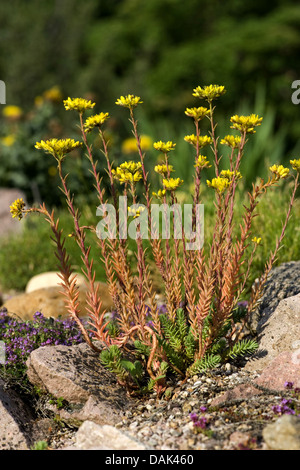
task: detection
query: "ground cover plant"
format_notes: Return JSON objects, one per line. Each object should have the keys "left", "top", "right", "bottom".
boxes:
{"left": 9, "top": 85, "right": 300, "bottom": 396}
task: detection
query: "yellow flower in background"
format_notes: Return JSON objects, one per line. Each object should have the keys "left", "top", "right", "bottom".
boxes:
{"left": 194, "top": 155, "right": 211, "bottom": 169}
{"left": 35, "top": 138, "right": 82, "bottom": 160}
{"left": 43, "top": 86, "right": 63, "bottom": 103}
{"left": 84, "top": 113, "right": 110, "bottom": 133}
{"left": 230, "top": 114, "right": 263, "bottom": 134}
{"left": 220, "top": 169, "right": 242, "bottom": 181}
{"left": 10, "top": 198, "right": 25, "bottom": 221}
{"left": 269, "top": 164, "right": 290, "bottom": 180}
{"left": 1, "top": 135, "right": 16, "bottom": 147}
{"left": 63, "top": 97, "right": 95, "bottom": 113}
{"left": 193, "top": 85, "right": 226, "bottom": 102}
{"left": 122, "top": 135, "right": 152, "bottom": 154}
{"left": 220, "top": 135, "right": 242, "bottom": 149}
{"left": 207, "top": 176, "right": 230, "bottom": 193}
{"left": 184, "top": 106, "right": 210, "bottom": 121}
{"left": 252, "top": 236, "right": 262, "bottom": 245}
{"left": 154, "top": 164, "right": 174, "bottom": 176}
{"left": 163, "top": 177, "right": 184, "bottom": 191}
{"left": 153, "top": 140, "right": 176, "bottom": 153}
{"left": 152, "top": 189, "right": 166, "bottom": 199}
{"left": 128, "top": 206, "right": 146, "bottom": 219}
{"left": 290, "top": 159, "right": 300, "bottom": 172}
{"left": 184, "top": 134, "right": 212, "bottom": 148}
{"left": 115, "top": 95, "right": 143, "bottom": 109}
{"left": 2, "top": 105, "right": 23, "bottom": 120}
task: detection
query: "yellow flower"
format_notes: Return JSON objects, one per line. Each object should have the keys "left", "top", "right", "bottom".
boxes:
{"left": 2, "top": 105, "right": 23, "bottom": 120}
{"left": 115, "top": 95, "right": 143, "bottom": 109}
{"left": 269, "top": 164, "right": 290, "bottom": 180}
{"left": 84, "top": 113, "right": 110, "bottom": 132}
{"left": 121, "top": 135, "right": 152, "bottom": 154}
{"left": 128, "top": 206, "right": 146, "bottom": 219}
{"left": 112, "top": 161, "right": 143, "bottom": 184}
{"left": 184, "top": 106, "right": 210, "bottom": 121}
{"left": 153, "top": 140, "right": 176, "bottom": 153}
{"left": 220, "top": 169, "right": 242, "bottom": 181}
{"left": 192, "top": 85, "right": 226, "bottom": 102}
{"left": 184, "top": 134, "right": 212, "bottom": 148}
{"left": 163, "top": 177, "right": 184, "bottom": 191}
{"left": 252, "top": 236, "right": 262, "bottom": 245}
{"left": 290, "top": 159, "right": 300, "bottom": 172}
{"left": 35, "top": 138, "right": 82, "bottom": 160}
{"left": 154, "top": 164, "right": 174, "bottom": 176}
{"left": 152, "top": 189, "right": 166, "bottom": 199}
{"left": 63, "top": 97, "right": 96, "bottom": 113}
{"left": 207, "top": 177, "right": 230, "bottom": 193}
{"left": 1, "top": 135, "right": 16, "bottom": 147}
{"left": 220, "top": 135, "right": 242, "bottom": 149}
{"left": 43, "top": 86, "right": 63, "bottom": 103}
{"left": 194, "top": 155, "right": 211, "bottom": 169}
{"left": 230, "top": 114, "right": 263, "bottom": 134}
{"left": 10, "top": 198, "right": 26, "bottom": 221}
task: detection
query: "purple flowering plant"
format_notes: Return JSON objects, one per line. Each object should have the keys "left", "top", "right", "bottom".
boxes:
{"left": 0, "top": 309, "right": 87, "bottom": 381}
{"left": 272, "top": 382, "right": 300, "bottom": 417}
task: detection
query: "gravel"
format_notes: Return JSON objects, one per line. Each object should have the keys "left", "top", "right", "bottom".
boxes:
{"left": 45, "top": 362, "right": 294, "bottom": 450}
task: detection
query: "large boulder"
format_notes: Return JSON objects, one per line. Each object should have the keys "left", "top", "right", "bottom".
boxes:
{"left": 26, "top": 342, "right": 132, "bottom": 426}
{"left": 0, "top": 378, "right": 34, "bottom": 450}
{"left": 1, "top": 281, "right": 113, "bottom": 320}
{"left": 245, "top": 293, "right": 300, "bottom": 374}
{"left": 250, "top": 260, "right": 300, "bottom": 331}
{"left": 25, "top": 271, "right": 86, "bottom": 293}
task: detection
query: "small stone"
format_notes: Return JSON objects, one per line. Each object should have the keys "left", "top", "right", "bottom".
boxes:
{"left": 263, "top": 415, "right": 300, "bottom": 450}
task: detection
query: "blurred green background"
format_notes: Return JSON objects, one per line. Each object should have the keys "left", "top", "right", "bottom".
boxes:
{"left": 0, "top": 0, "right": 300, "bottom": 293}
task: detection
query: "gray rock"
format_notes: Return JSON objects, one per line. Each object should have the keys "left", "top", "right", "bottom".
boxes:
{"left": 0, "top": 378, "right": 34, "bottom": 450}
{"left": 250, "top": 261, "right": 300, "bottom": 331}
{"left": 26, "top": 342, "right": 132, "bottom": 425}
{"left": 262, "top": 415, "right": 300, "bottom": 450}
{"left": 245, "top": 293, "right": 300, "bottom": 373}
{"left": 64, "top": 421, "right": 148, "bottom": 450}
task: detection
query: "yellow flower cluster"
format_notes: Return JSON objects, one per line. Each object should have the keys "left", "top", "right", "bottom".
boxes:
{"left": 122, "top": 135, "right": 152, "bottom": 154}
{"left": 128, "top": 206, "right": 146, "bottom": 218}
{"left": 63, "top": 97, "right": 96, "bottom": 113}
{"left": 184, "top": 134, "right": 212, "bottom": 148}
{"left": 185, "top": 106, "right": 210, "bottom": 121}
{"left": 193, "top": 85, "right": 226, "bottom": 102}
{"left": 10, "top": 198, "right": 25, "bottom": 221}
{"left": 43, "top": 86, "right": 63, "bottom": 103}
{"left": 220, "top": 169, "right": 242, "bottom": 181}
{"left": 290, "top": 159, "right": 300, "bottom": 172}
{"left": 115, "top": 95, "right": 143, "bottom": 109}
{"left": 220, "top": 135, "right": 242, "bottom": 149}
{"left": 84, "top": 113, "right": 110, "bottom": 132}
{"left": 152, "top": 189, "right": 166, "bottom": 199}
{"left": 252, "top": 236, "right": 262, "bottom": 245}
{"left": 207, "top": 176, "right": 230, "bottom": 193}
{"left": 154, "top": 164, "right": 174, "bottom": 176}
{"left": 230, "top": 114, "right": 263, "bottom": 134}
{"left": 35, "top": 138, "right": 82, "bottom": 160}
{"left": 112, "top": 161, "right": 143, "bottom": 184}
{"left": 269, "top": 164, "right": 290, "bottom": 180}
{"left": 194, "top": 155, "right": 211, "bottom": 169}
{"left": 153, "top": 141, "right": 176, "bottom": 153}
{"left": 163, "top": 177, "right": 184, "bottom": 191}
